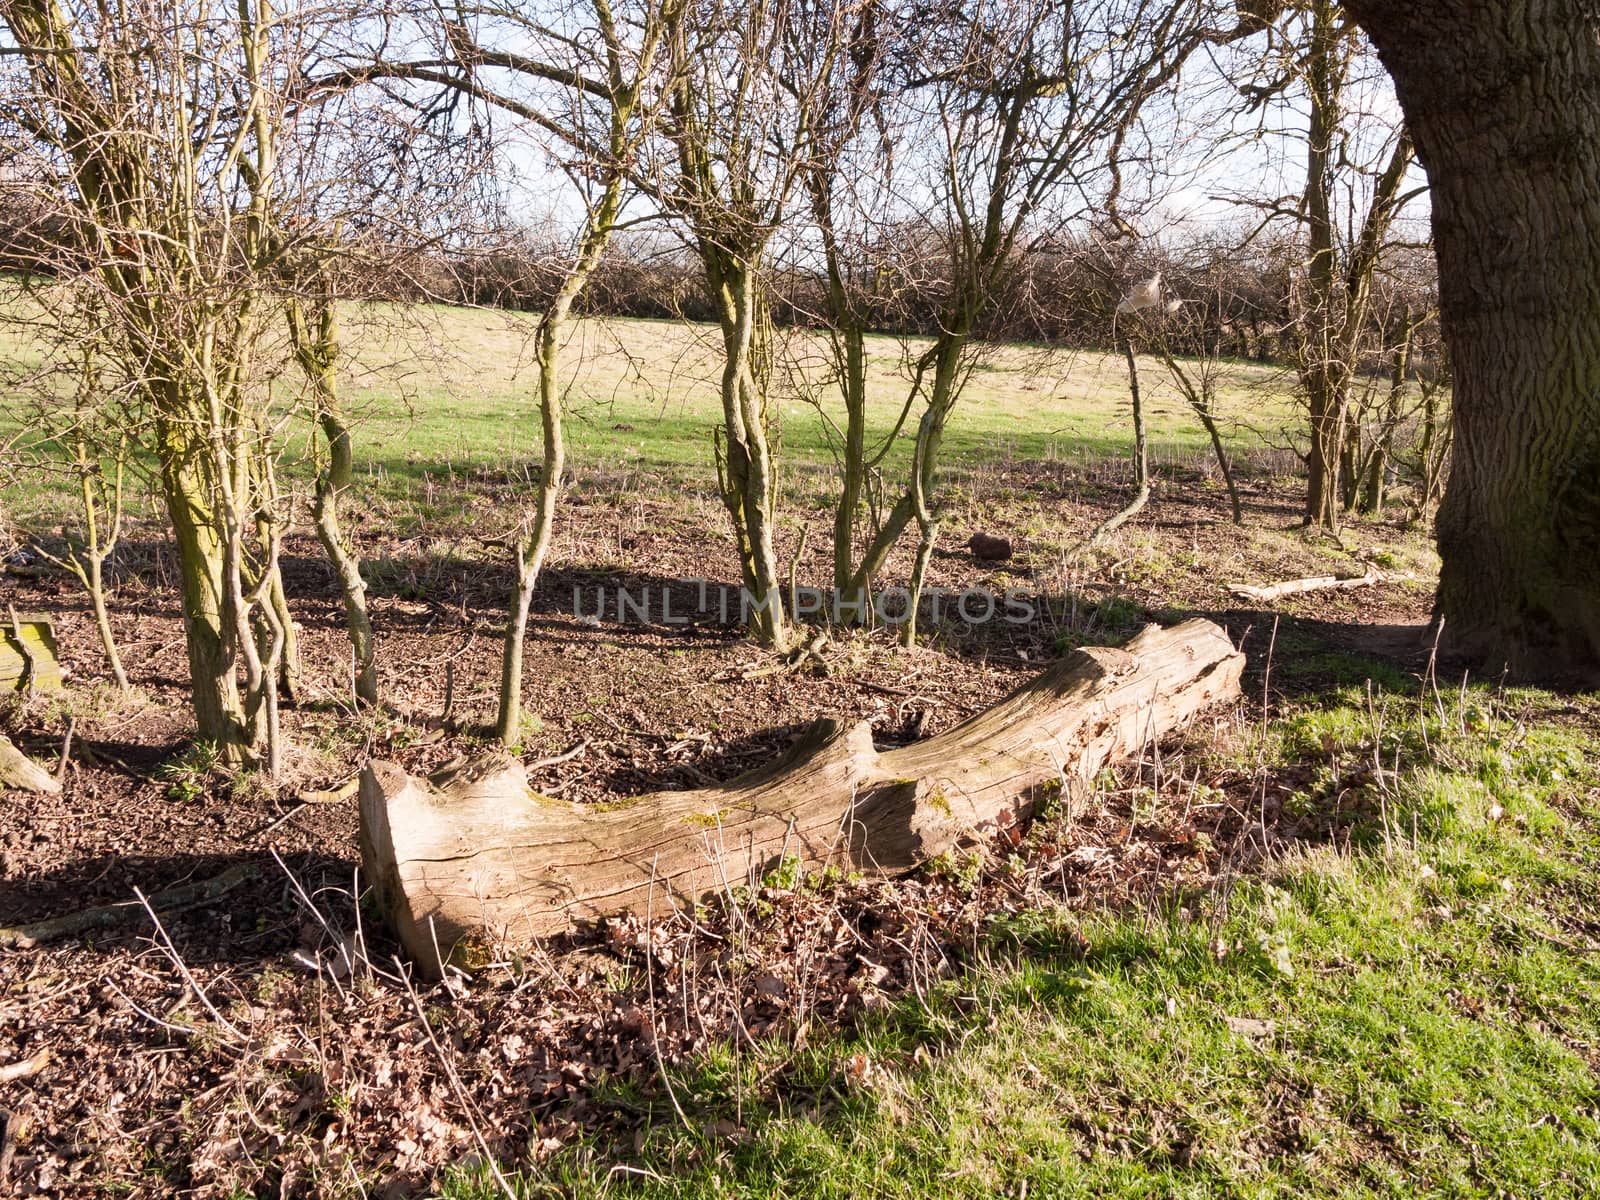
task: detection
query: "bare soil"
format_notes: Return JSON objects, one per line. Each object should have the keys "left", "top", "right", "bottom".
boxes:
{"left": 0, "top": 461, "right": 1439, "bottom": 1197}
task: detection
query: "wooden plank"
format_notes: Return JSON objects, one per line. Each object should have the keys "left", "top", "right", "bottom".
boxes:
{"left": 0, "top": 616, "right": 63, "bottom": 692}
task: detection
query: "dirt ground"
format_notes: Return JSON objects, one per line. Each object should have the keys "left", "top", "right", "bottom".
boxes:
{"left": 0, "top": 460, "right": 1441, "bottom": 1197}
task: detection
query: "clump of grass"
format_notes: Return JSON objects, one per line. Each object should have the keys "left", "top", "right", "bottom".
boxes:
{"left": 1053, "top": 593, "right": 1146, "bottom": 652}
{"left": 155, "top": 739, "right": 224, "bottom": 802}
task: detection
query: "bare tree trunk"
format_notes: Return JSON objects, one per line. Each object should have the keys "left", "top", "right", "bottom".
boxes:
{"left": 264, "top": 559, "right": 300, "bottom": 704}
{"left": 1361, "top": 331, "right": 1413, "bottom": 514}
{"left": 1299, "top": 1, "right": 1346, "bottom": 534}
{"left": 843, "top": 337, "right": 963, "bottom": 605}
{"left": 84, "top": 551, "right": 127, "bottom": 691}
{"left": 1073, "top": 339, "right": 1151, "bottom": 555}
{"left": 832, "top": 321, "right": 869, "bottom": 600}
{"left": 158, "top": 426, "right": 247, "bottom": 754}
{"left": 1203, "top": 411, "right": 1243, "bottom": 526}
{"left": 1158, "top": 348, "right": 1241, "bottom": 525}
{"left": 495, "top": 314, "right": 566, "bottom": 745}
{"left": 289, "top": 297, "right": 378, "bottom": 707}
{"left": 1338, "top": 419, "right": 1361, "bottom": 513}
{"left": 708, "top": 252, "right": 789, "bottom": 651}
{"left": 59, "top": 416, "right": 130, "bottom": 690}
{"left": 314, "top": 402, "right": 376, "bottom": 705}
{"left": 1349, "top": 0, "right": 1600, "bottom": 676}
{"left": 1412, "top": 372, "right": 1451, "bottom": 516}
{"left": 900, "top": 410, "right": 941, "bottom": 647}
{"left": 498, "top": 167, "right": 640, "bottom": 738}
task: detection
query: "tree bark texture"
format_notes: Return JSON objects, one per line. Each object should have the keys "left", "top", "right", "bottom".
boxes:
{"left": 1347, "top": 0, "right": 1600, "bottom": 676}
{"left": 360, "top": 619, "right": 1243, "bottom": 975}
{"left": 157, "top": 428, "right": 246, "bottom": 751}
{"left": 707, "top": 252, "right": 789, "bottom": 650}
{"left": 292, "top": 298, "right": 373, "bottom": 688}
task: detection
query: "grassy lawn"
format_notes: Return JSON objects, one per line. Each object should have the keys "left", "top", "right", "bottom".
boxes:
{"left": 335, "top": 306, "right": 1294, "bottom": 478}
{"left": 342, "top": 306, "right": 1306, "bottom": 490}
{"left": 2, "top": 302, "right": 1300, "bottom": 527}
{"left": 440, "top": 681, "right": 1600, "bottom": 1199}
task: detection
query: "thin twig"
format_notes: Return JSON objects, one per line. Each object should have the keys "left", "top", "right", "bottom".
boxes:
{"left": 0, "top": 1049, "right": 48, "bottom": 1084}
{"left": 526, "top": 739, "right": 591, "bottom": 770}
{"left": 646, "top": 853, "right": 693, "bottom": 1133}
{"left": 55, "top": 716, "right": 75, "bottom": 782}
{"left": 133, "top": 888, "right": 247, "bottom": 1046}
{"left": 393, "top": 955, "right": 519, "bottom": 1200}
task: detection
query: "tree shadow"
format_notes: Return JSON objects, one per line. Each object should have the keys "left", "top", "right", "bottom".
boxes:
{"left": 0, "top": 848, "right": 364, "bottom": 968}
{"left": 579, "top": 719, "right": 820, "bottom": 796}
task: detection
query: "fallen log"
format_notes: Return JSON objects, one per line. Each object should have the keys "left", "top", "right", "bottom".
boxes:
{"left": 0, "top": 735, "right": 59, "bottom": 794}
{"left": 1226, "top": 570, "right": 1413, "bottom": 603}
{"left": 360, "top": 619, "right": 1244, "bottom": 974}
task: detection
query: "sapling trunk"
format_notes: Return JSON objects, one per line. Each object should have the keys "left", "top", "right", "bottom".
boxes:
{"left": 496, "top": 134, "right": 630, "bottom": 743}
{"left": 1202, "top": 411, "right": 1242, "bottom": 526}
{"left": 60, "top": 417, "right": 130, "bottom": 690}
{"left": 900, "top": 410, "right": 942, "bottom": 648}
{"left": 289, "top": 297, "right": 377, "bottom": 706}
{"left": 265, "top": 558, "right": 300, "bottom": 703}
{"left": 1159, "top": 349, "right": 1241, "bottom": 525}
{"left": 1360, "top": 331, "right": 1413, "bottom": 514}
{"left": 495, "top": 309, "right": 568, "bottom": 746}
{"left": 1072, "top": 340, "right": 1152, "bottom": 555}
{"left": 84, "top": 549, "right": 127, "bottom": 691}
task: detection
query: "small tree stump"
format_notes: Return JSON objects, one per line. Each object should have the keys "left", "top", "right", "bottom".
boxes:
{"left": 360, "top": 619, "right": 1244, "bottom": 974}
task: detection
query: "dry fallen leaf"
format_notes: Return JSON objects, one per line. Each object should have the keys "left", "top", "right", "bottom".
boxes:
{"left": 1224, "top": 1015, "right": 1276, "bottom": 1039}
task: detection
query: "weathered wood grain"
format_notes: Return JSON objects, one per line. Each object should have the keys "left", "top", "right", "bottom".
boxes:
{"left": 361, "top": 619, "right": 1244, "bottom": 974}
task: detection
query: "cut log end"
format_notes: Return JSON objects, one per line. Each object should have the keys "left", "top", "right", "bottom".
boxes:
{"left": 361, "top": 619, "right": 1244, "bottom": 976}
{"left": 0, "top": 735, "right": 59, "bottom": 794}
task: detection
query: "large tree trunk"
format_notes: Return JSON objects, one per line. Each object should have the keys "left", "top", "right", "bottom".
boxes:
{"left": 1348, "top": 0, "right": 1600, "bottom": 677}
{"left": 158, "top": 433, "right": 247, "bottom": 753}
{"left": 360, "top": 619, "right": 1243, "bottom": 975}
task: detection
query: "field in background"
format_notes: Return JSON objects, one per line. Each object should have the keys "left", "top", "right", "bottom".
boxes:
{"left": 340, "top": 305, "right": 1297, "bottom": 480}
{"left": 2, "top": 302, "right": 1304, "bottom": 528}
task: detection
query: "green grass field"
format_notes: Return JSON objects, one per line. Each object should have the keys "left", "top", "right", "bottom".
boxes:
{"left": 334, "top": 306, "right": 1293, "bottom": 478}
{"left": 1, "top": 302, "right": 1300, "bottom": 528}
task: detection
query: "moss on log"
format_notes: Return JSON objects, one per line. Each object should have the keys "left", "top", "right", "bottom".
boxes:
{"left": 0, "top": 616, "right": 61, "bottom": 693}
